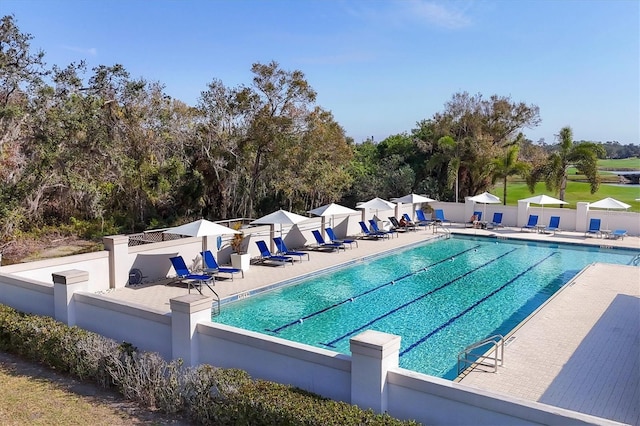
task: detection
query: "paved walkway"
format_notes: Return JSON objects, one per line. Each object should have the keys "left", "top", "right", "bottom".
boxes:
{"left": 102, "top": 224, "right": 640, "bottom": 424}
{"left": 459, "top": 262, "right": 640, "bottom": 425}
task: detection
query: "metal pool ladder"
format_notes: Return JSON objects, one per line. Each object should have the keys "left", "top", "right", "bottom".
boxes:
{"left": 433, "top": 223, "right": 451, "bottom": 237}
{"left": 457, "top": 334, "right": 504, "bottom": 376}
{"left": 630, "top": 253, "right": 640, "bottom": 266}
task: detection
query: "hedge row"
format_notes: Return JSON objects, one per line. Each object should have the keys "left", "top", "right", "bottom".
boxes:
{"left": 0, "top": 305, "right": 419, "bottom": 425}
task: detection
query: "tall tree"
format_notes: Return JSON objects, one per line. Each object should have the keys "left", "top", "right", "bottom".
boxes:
{"left": 416, "top": 92, "right": 540, "bottom": 201}
{"left": 490, "top": 142, "right": 530, "bottom": 205}
{"left": 527, "top": 126, "right": 605, "bottom": 201}
{"left": 435, "top": 135, "right": 461, "bottom": 203}
{"left": 245, "top": 61, "right": 316, "bottom": 216}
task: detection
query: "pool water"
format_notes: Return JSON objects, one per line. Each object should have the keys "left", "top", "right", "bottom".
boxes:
{"left": 214, "top": 236, "right": 637, "bottom": 379}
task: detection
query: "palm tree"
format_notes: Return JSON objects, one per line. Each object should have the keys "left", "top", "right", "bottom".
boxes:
{"left": 437, "top": 135, "right": 461, "bottom": 203}
{"left": 527, "top": 126, "right": 604, "bottom": 201}
{"left": 490, "top": 144, "right": 530, "bottom": 205}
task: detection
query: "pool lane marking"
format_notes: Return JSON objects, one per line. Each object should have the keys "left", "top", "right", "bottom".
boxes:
{"left": 321, "top": 248, "right": 518, "bottom": 347}
{"left": 266, "top": 244, "right": 482, "bottom": 334}
{"left": 399, "top": 252, "right": 557, "bottom": 357}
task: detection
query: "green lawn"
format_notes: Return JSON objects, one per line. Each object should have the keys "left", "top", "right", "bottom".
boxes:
{"left": 489, "top": 181, "right": 640, "bottom": 212}
{"left": 598, "top": 157, "right": 640, "bottom": 170}
{"left": 490, "top": 158, "right": 640, "bottom": 212}
{"left": 568, "top": 157, "right": 640, "bottom": 177}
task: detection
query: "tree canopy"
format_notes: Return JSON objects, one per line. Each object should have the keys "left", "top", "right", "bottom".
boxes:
{"left": 0, "top": 15, "right": 613, "bottom": 242}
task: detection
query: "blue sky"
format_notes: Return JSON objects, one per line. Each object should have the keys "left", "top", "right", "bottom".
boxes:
{"left": 3, "top": 0, "right": 639, "bottom": 144}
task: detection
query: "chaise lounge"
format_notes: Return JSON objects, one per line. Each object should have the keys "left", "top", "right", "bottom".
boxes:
{"left": 169, "top": 255, "right": 216, "bottom": 295}
{"left": 255, "top": 240, "right": 295, "bottom": 266}
{"left": 201, "top": 250, "right": 244, "bottom": 280}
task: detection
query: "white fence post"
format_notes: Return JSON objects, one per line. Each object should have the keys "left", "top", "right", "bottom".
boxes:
{"left": 576, "top": 202, "right": 590, "bottom": 232}
{"left": 52, "top": 269, "right": 89, "bottom": 326}
{"left": 350, "top": 330, "right": 401, "bottom": 413}
{"left": 103, "top": 234, "right": 129, "bottom": 289}
{"left": 170, "top": 294, "right": 213, "bottom": 366}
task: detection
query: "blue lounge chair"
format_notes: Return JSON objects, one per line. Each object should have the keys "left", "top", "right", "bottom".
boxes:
{"left": 369, "top": 219, "right": 398, "bottom": 238}
{"left": 169, "top": 255, "right": 215, "bottom": 295}
{"left": 487, "top": 212, "right": 504, "bottom": 229}
{"left": 201, "top": 250, "right": 244, "bottom": 280}
{"left": 273, "top": 237, "right": 310, "bottom": 261}
{"left": 311, "top": 230, "right": 345, "bottom": 251}
{"left": 546, "top": 216, "right": 561, "bottom": 235}
{"left": 585, "top": 218, "right": 601, "bottom": 238}
{"left": 255, "top": 240, "right": 294, "bottom": 266}
{"left": 358, "top": 221, "right": 386, "bottom": 239}
{"left": 521, "top": 214, "right": 538, "bottom": 232}
{"left": 433, "top": 209, "right": 450, "bottom": 224}
{"left": 326, "top": 227, "right": 358, "bottom": 248}
{"left": 415, "top": 210, "right": 432, "bottom": 229}
{"left": 611, "top": 229, "right": 627, "bottom": 240}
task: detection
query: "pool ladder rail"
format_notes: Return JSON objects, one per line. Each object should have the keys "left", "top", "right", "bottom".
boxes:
{"left": 457, "top": 334, "right": 504, "bottom": 377}
{"left": 432, "top": 222, "right": 451, "bottom": 237}
{"left": 631, "top": 253, "right": 640, "bottom": 266}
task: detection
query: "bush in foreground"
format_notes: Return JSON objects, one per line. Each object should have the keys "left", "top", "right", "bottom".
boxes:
{"left": 0, "top": 305, "right": 418, "bottom": 425}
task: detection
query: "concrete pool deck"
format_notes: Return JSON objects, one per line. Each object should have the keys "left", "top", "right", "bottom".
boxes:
{"left": 103, "top": 224, "right": 640, "bottom": 425}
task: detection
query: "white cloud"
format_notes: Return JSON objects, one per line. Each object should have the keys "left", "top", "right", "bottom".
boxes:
{"left": 404, "top": 0, "right": 472, "bottom": 29}
{"left": 62, "top": 45, "right": 98, "bottom": 56}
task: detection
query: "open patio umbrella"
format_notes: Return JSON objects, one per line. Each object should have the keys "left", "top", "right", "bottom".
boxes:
{"left": 468, "top": 192, "right": 501, "bottom": 222}
{"left": 391, "top": 194, "right": 435, "bottom": 220}
{"left": 519, "top": 194, "right": 568, "bottom": 225}
{"left": 164, "top": 219, "right": 241, "bottom": 252}
{"left": 588, "top": 197, "right": 631, "bottom": 230}
{"left": 164, "top": 219, "right": 240, "bottom": 238}
{"left": 357, "top": 197, "right": 396, "bottom": 214}
{"left": 250, "top": 209, "right": 310, "bottom": 240}
{"left": 308, "top": 203, "right": 358, "bottom": 229}
{"left": 357, "top": 197, "right": 397, "bottom": 225}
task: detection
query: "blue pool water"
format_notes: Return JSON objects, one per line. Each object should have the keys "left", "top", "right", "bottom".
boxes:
{"left": 214, "top": 236, "right": 637, "bottom": 379}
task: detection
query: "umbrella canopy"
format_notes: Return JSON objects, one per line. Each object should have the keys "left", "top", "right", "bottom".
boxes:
{"left": 519, "top": 194, "right": 568, "bottom": 224}
{"left": 469, "top": 192, "right": 500, "bottom": 204}
{"left": 468, "top": 192, "right": 501, "bottom": 221}
{"left": 308, "top": 203, "right": 358, "bottom": 217}
{"left": 357, "top": 197, "right": 396, "bottom": 211}
{"left": 589, "top": 197, "right": 630, "bottom": 229}
{"left": 519, "top": 194, "right": 568, "bottom": 206}
{"left": 308, "top": 203, "right": 358, "bottom": 229}
{"left": 250, "top": 209, "right": 310, "bottom": 246}
{"left": 589, "top": 197, "right": 631, "bottom": 210}
{"left": 357, "top": 197, "right": 396, "bottom": 221}
{"left": 250, "top": 209, "right": 309, "bottom": 226}
{"left": 391, "top": 194, "right": 435, "bottom": 220}
{"left": 163, "top": 219, "right": 240, "bottom": 237}
{"left": 391, "top": 194, "right": 435, "bottom": 204}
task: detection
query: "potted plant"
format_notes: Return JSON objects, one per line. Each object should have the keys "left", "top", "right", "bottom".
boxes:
{"left": 229, "top": 222, "right": 250, "bottom": 271}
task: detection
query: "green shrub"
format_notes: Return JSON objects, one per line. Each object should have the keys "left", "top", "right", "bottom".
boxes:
{"left": 0, "top": 304, "right": 419, "bottom": 425}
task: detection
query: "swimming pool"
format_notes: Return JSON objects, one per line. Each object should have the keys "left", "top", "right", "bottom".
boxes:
{"left": 214, "top": 236, "right": 637, "bottom": 379}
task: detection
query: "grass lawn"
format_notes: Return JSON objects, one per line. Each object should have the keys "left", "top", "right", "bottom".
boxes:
{"left": 488, "top": 158, "right": 640, "bottom": 212}
{"left": 489, "top": 181, "right": 640, "bottom": 212}
{"left": 0, "top": 352, "right": 189, "bottom": 425}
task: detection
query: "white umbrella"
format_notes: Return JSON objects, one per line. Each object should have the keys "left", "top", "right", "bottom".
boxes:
{"left": 308, "top": 203, "right": 358, "bottom": 229}
{"left": 163, "top": 219, "right": 240, "bottom": 237}
{"left": 250, "top": 210, "right": 310, "bottom": 246}
{"left": 391, "top": 194, "right": 435, "bottom": 220}
{"left": 468, "top": 192, "right": 501, "bottom": 222}
{"left": 519, "top": 194, "right": 568, "bottom": 225}
{"left": 164, "top": 219, "right": 241, "bottom": 253}
{"left": 357, "top": 197, "right": 396, "bottom": 222}
{"left": 589, "top": 197, "right": 631, "bottom": 229}
{"left": 357, "top": 197, "right": 396, "bottom": 212}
